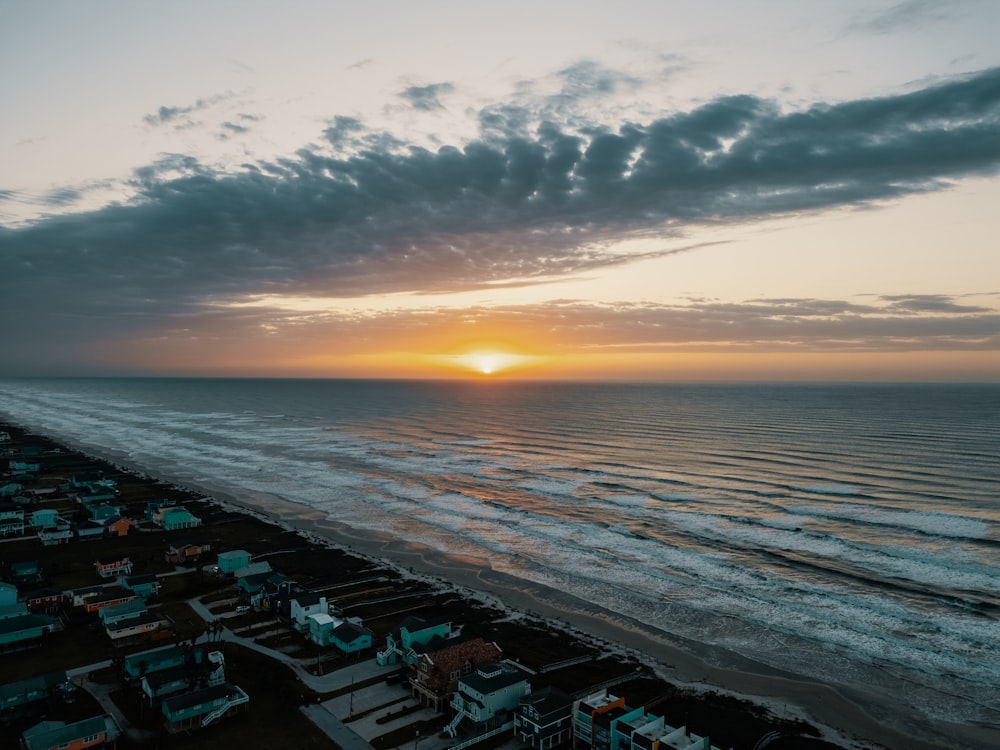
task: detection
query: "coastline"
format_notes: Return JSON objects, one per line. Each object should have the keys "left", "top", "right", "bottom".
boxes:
{"left": 4, "top": 419, "right": 995, "bottom": 750}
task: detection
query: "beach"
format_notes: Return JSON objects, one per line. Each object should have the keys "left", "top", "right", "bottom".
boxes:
{"left": 2, "top": 382, "right": 997, "bottom": 750}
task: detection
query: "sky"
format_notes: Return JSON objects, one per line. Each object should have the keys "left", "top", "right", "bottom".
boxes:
{"left": 1, "top": 0, "right": 999, "bottom": 381}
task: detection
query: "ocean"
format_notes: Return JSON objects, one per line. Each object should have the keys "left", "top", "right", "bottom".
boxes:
{"left": 1, "top": 378, "right": 997, "bottom": 733}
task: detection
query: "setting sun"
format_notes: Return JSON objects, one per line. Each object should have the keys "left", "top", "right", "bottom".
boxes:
{"left": 460, "top": 351, "right": 531, "bottom": 376}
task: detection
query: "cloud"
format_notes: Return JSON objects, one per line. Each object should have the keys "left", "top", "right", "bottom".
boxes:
{"left": 142, "top": 92, "right": 235, "bottom": 127}
{"left": 117, "top": 295, "right": 1000, "bottom": 367}
{"left": 847, "top": 0, "right": 959, "bottom": 35}
{"left": 3, "top": 65, "right": 1000, "bottom": 371}
{"left": 399, "top": 82, "right": 455, "bottom": 111}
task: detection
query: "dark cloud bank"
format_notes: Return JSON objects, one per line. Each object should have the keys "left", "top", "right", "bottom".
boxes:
{"left": 2, "top": 66, "right": 1000, "bottom": 372}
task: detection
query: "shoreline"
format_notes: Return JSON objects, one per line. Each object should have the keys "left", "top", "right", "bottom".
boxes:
{"left": 5, "top": 419, "right": 996, "bottom": 750}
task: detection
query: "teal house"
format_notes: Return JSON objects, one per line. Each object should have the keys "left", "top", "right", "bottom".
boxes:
{"left": 159, "top": 506, "right": 201, "bottom": 531}
{"left": 124, "top": 644, "right": 204, "bottom": 681}
{"left": 377, "top": 613, "right": 453, "bottom": 665}
{"left": 216, "top": 549, "right": 251, "bottom": 574}
{"left": 122, "top": 574, "right": 161, "bottom": 599}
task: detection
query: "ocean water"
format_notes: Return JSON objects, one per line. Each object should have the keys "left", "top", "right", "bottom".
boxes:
{"left": 1, "top": 378, "right": 998, "bottom": 728}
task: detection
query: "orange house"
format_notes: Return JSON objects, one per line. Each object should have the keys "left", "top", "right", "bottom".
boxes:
{"left": 20, "top": 713, "right": 120, "bottom": 749}
{"left": 82, "top": 588, "right": 137, "bottom": 614}
{"left": 104, "top": 517, "right": 134, "bottom": 537}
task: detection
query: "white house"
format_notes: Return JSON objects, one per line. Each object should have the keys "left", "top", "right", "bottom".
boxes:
{"left": 290, "top": 594, "right": 327, "bottom": 631}
{"left": 446, "top": 663, "right": 531, "bottom": 737}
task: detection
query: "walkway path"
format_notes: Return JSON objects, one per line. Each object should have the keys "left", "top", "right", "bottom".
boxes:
{"left": 186, "top": 596, "right": 398, "bottom": 746}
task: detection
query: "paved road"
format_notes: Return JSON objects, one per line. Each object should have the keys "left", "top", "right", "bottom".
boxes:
{"left": 187, "top": 596, "right": 401, "bottom": 747}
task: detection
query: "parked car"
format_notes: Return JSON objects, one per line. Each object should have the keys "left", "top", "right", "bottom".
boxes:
{"left": 235, "top": 605, "right": 250, "bottom": 614}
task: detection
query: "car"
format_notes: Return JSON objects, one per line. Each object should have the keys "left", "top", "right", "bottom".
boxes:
{"left": 235, "top": 605, "right": 251, "bottom": 614}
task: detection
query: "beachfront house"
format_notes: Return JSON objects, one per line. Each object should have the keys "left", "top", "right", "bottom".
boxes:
{"left": 145, "top": 498, "right": 175, "bottom": 521}
{"left": 515, "top": 686, "right": 575, "bottom": 750}
{"left": 574, "top": 690, "right": 730, "bottom": 750}
{"left": 410, "top": 637, "right": 503, "bottom": 712}
{"left": 0, "top": 482, "right": 22, "bottom": 498}
{"left": 161, "top": 682, "right": 249, "bottom": 733}
{"left": 20, "top": 714, "right": 121, "bottom": 750}
{"left": 445, "top": 662, "right": 531, "bottom": 738}
{"left": 574, "top": 690, "right": 626, "bottom": 749}
{"left": 232, "top": 560, "right": 272, "bottom": 579}
{"left": 377, "top": 613, "right": 455, "bottom": 666}
{"left": 159, "top": 506, "right": 202, "bottom": 531}
{"left": 215, "top": 549, "right": 251, "bottom": 574}
{"left": 607, "top": 706, "right": 660, "bottom": 750}
{"left": 95, "top": 555, "right": 132, "bottom": 578}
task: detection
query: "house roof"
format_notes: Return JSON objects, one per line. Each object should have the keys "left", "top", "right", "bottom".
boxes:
{"left": 0, "top": 670, "right": 69, "bottom": 702}
{"left": 292, "top": 593, "right": 323, "bottom": 608}
{"left": 394, "top": 612, "right": 451, "bottom": 639}
{"left": 0, "top": 612, "right": 53, "bottom": 636}
{"left": 84, "top": 588, "right": 135, "bottom": 605}
{"left": 332, "top": 621, "right": 372, "bottom": 642}
{"left": 459, "top": 664, "right": 527, "bottom": 694}
{"left": 124, "top": 574, "right": 159, "bottom": 586}
{"left": 22, "top": 588, "right": 61, "bottom": 600}
{"left": 21, "top": 715, "right": 118, "bottom": 748}
{"left": 106, "top": 611, "right": 172, "bottom": 635}
{"left": 520, "top": 686, "right": 574, "bottom": 718}
{"left": 419, "top": 637, "right": 502, "bottom": 689}
{"left": 217, "top": 549, "right": 250, "bottom": 561}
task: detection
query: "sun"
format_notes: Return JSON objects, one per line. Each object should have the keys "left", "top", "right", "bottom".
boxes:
{"left": 469, "top": 352, "right": 506, "bottom": 375}
{"left": 441, "top": 349, "right": 540, "bottom": 377}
